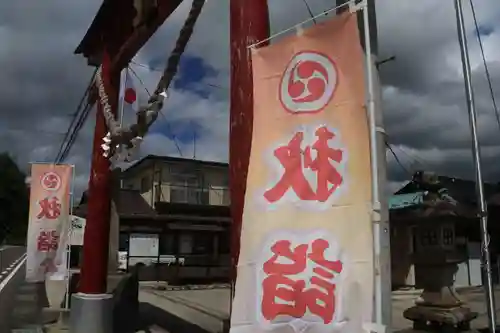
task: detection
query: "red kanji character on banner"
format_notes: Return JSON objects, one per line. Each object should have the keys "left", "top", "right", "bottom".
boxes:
{"left": 37, "top": 197, "right": 61, "bottom": 220}
{"left": 261, "top": 238, "right": 343, "bottom": 324}
{"left": 304, "top": 127, "right": 343, "bottom": 202}
{"left": 264, "top": 132, "right": 316, "bottom": 202}
{"left": 37, "top": 230, "right": 59, "bottom": 252}
{"left": 264, "top": 126, "right": 344, "bottom": 203}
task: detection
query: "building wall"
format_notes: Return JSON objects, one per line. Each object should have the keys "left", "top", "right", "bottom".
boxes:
{"left": 122, "top": 167, "right": 155, "bottom": 206}
{"left": 123, "top": 159, "right": 230, "bottom": 207}
{"left": 204, "top": 166, "right": 230, "bottom": 206}
{"left": 390, "top": 224, "right": 415, "bottom": 288}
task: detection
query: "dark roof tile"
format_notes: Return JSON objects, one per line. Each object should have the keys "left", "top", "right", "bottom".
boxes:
{"left": 74, "top": 188, "right": 156, "bottom": 218}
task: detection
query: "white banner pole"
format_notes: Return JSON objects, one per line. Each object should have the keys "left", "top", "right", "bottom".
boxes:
{"left": 64, "top": 164, "right": 76, "bottom": 310}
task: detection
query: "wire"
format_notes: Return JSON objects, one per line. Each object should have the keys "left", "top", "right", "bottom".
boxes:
{"left": 385, "top": 141, "right": 410, "bottom": 176}
{"left": 394, "top": 145, "right": 427, "bottom": 170}
{"left": 469, "top": 0, "right": 500, "bottom": 134}
{"left": 128, "top": 66, "right": 151, "bottom": 96}
{"left": 249, "top": 1, "right": 351, "bottom": 48}
{"left": 54, "top": 69, "right": 97, "bottom": 163}
{"left": 300, "top": 0, "right": 317, "bottom": 24}
{"left": 57, "top": 102, "right": 93, "bottom": 163}
{"left": 127, "top": 66, "right": 183, "bottom": 157}
{"left": 130, "top": 60, "right": 225, "bottom": 90}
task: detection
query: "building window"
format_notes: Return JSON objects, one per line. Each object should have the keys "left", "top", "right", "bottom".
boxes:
{"left": 192, "top": 233, "right": 213, "bottom": 255}
{"left": 119, "top": 232, "right": 129, "bottom": 252}
{"left": 140, "top": 176, "right": 150, "bottom": 193}
{"left": 179, "top": 233, "right": 193, "bottom": 254}
{"left": 221, "top": 173, "right": 229, "bottom": 187}
{"left": 159, "top": 233, "right": 175, "bottom": 255}
{"left": 222, "top": 188, "right": 231, "bottom": 205}
{"left": 219, "top": 231, "right": 230, "bottom": 254}
{"left": 170, "top": 175, "right": 201, "bottom": 204}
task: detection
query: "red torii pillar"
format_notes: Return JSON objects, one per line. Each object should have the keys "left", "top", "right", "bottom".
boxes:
{"left": 229, "top": 0, "right": 270, "bottom": 283}
{"left": 71, "top": 2, "right": 182, "bottom": 332}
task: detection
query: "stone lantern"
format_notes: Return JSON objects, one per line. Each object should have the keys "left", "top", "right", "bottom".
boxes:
{"left": 401, "top": 174, "right": 478, "bottom": 332}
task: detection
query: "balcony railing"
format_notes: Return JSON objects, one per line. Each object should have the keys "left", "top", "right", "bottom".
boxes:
{"left": 155, "top": 184, "right": 230, "bottom": 206}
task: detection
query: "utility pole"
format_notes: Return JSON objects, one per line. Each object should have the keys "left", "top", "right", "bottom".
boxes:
{"left": 71, "top": 51, "right": 120, "bottom": 333}
{"left": 229, "top": 0, "right": 270, "bottom": 284}
{"left": 337, "top": 0, "right": 392, "bottom": 328}
{"left": 453, "top": 0, "right": 496, "bottom": 331}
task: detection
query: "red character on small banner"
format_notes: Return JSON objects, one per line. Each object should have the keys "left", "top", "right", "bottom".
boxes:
{"left": 37, "top": 230, "right": 59, "bottom": 252}
{"left": 264, "top": 125, "right": 345, "bottom": 204}
{"left": 258, "top": 232, "right": 344, "bottom": 326}
{"left": 37, "top": 197, "right": 62, "bottom": 220}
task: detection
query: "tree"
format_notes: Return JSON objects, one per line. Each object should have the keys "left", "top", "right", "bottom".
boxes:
{"left": 0, "top": 153, "right": 29, "bottom": 244}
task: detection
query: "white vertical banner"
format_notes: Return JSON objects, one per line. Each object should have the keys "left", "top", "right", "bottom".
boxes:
{"left": 230, "top": 11, "right": 375, "bottom": 333}
{"left": 26, "top": 163, "right": 72, "bottom": 282}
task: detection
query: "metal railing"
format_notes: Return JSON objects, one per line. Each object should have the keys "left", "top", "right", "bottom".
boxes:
{"left": 126, "top": 253, "right": 231, "bottom": 282}
{"left": 155, "top": 184, "right": 230, "bottom": 206}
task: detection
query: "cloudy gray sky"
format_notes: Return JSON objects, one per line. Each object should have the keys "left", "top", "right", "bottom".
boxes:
{"left": 1, "top": 0, "right": 500, "bottom": 197}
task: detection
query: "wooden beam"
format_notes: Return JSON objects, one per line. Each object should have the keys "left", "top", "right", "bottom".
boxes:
{"left": 85, "top": 0, "right": 183, "bottom": 105}
{"left": 110, "top": 0, "right": 183, "bottom": 73}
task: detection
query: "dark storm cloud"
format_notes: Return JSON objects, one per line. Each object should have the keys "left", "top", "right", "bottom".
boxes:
{"left": 0, "top": 0, "right": 101, "bottom": 197}
{"left": 372, "top": 0, "right": 500, "bottom": 187}
{"left": 1, "top": 0, "right": 500, "bottom": 198}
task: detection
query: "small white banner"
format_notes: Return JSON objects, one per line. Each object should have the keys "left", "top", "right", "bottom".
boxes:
{"left": 25, "top": 164, "right": 72, "bottom": 282}
{"left": 70, "top": 215, "right": 86, "bottom": 246}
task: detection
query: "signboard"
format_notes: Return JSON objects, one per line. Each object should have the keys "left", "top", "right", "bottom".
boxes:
{"left": 26, "top": 164, "right": 72, "bottom": 282}
{"left": 118, "top": 251, "right": 128, "bottom": 270}
{"left": 229, "top": 12, "right": 374, "bottom": 333}
{"left": 129, "top": 233, "right": 159, "bottom": 258}
{"left": 70, "top": 215, "right": 86, "bottom": 246}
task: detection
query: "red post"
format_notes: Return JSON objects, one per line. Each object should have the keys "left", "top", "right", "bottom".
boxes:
{"left": 78, "top": 51, "right": 120, "bottom": 294}
{"left": 229, "top": 0, "right": 270, "bottom": 280}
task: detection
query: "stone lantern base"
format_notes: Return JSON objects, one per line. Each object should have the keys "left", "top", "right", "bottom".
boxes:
{"left": 404, "top": 305, "right": 477, "bottom": 332}
{"left": 403, "top": 252, "right": 478, "bottom": 332}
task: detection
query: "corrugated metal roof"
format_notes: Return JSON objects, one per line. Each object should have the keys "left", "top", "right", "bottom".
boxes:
{"left": 389, "top": 192, "right": 425, "bottom": 210}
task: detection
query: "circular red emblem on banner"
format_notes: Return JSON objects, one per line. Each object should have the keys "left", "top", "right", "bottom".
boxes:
{"left": 41, "top": 172, "right": 61, "bottom": 191}
{"left": 279, "top": 51, "right": 338, "bottom": 114}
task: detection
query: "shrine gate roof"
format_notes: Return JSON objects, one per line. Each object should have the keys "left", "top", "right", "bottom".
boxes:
{"left": 75, "top": 0, "right": 183, "bottom": 67}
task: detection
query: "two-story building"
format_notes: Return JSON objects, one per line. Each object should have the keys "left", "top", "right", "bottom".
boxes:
{"left": 74, "top": 154, "right": 232, "bottom": 282}
{"left": 118, "top": 154, "right": 231, "bottom": 282}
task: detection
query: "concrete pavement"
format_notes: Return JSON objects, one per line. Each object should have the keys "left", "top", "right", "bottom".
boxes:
{"left": 0, "top": 246, "right": 30, "bottom": 333}
{"left": 137, "top": 284, "right": 500, "bottom": 333}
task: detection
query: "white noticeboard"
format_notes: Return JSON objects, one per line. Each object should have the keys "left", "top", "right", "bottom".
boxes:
{"left": 70, "top": 215, "right": 86, "bottom": 246}
{"left": 129, "top": 233, "right": 159, "bottom": 258}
